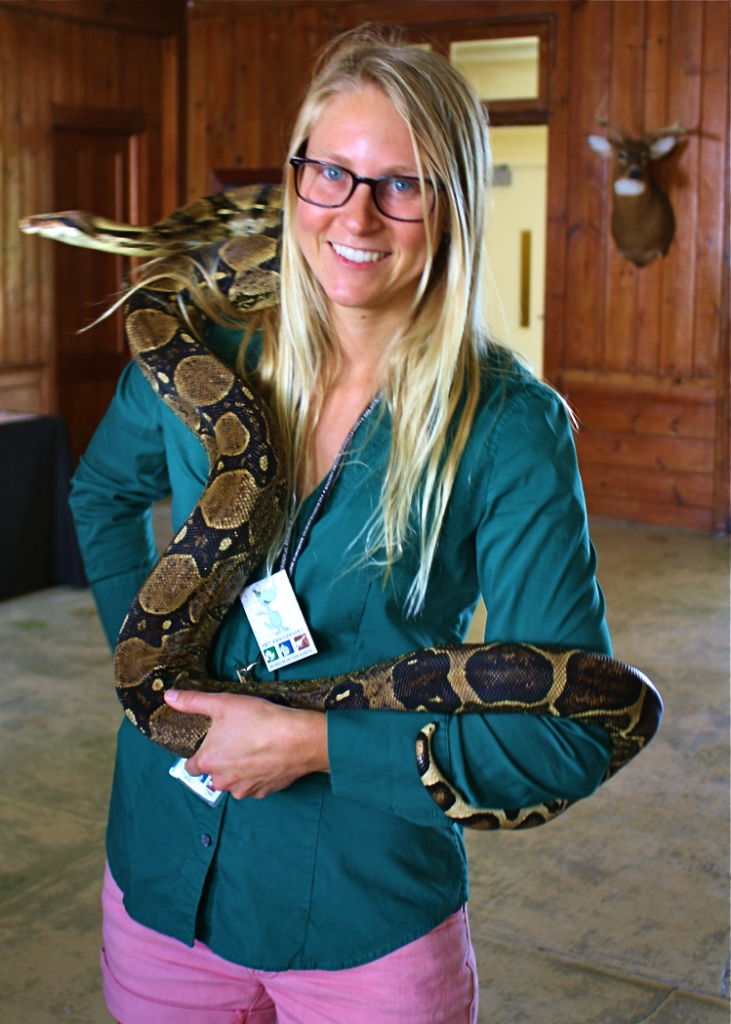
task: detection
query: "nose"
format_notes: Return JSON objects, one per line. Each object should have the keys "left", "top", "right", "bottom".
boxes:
{"left": 628, "top": 167, "right": 644, "bottom": 180}
{"left": 341, "top": 180, "right": 382, "bottom": 230}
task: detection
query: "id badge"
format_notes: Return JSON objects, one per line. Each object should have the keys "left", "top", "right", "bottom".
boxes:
{"left": 169, "top": 758, "right": 225, "bottom": 806}
{"left": 240, "top": 570, "right": 317, "bottom": 670}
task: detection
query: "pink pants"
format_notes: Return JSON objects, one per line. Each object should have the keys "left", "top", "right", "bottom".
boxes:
{"left": 101, "top": 865, "right": 478, "bottom": 1024}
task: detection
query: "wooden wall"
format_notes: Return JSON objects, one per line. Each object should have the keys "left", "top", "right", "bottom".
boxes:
{"left": 558, "top": 0, "right": 730, "bottom": 534}
{"left": 2, "top": 0, "right": 727, "bottom": 534}
{"left": 185, "top": 0, "right": 729, "bottom": 535}
{"left": 184, "top": 0, "right": 572, "bottom": 197}
{"left": 0, "top": 1, "right": 184, "bottom": 418}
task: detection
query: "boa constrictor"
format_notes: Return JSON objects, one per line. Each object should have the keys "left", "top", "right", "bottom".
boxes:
{"left": 20, "top": 184, "right": 663, "bottom": 830}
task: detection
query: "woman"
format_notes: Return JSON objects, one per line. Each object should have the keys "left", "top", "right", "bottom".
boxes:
{"left": 70, "top": 26, "right": 612, "bottom": 1024}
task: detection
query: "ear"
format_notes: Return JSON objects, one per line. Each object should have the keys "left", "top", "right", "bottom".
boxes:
{"left": 648, "top": 135, "right": 677, "bottom": 160}
{"left": 587, "top": 134, "right": 613, "bottom": 158}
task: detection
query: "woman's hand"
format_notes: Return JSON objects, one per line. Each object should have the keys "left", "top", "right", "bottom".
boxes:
{"left": 164, "top": 689, "right": 329, "bottom": 800}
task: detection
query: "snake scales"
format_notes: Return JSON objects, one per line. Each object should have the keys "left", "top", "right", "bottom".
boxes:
{"left": 20, "top": 184, "right": 663, "bottom": 830}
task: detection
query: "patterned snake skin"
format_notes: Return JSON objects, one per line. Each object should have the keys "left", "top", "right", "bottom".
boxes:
{"left": 20, "top": 185, "right": 663, "bottom": 829}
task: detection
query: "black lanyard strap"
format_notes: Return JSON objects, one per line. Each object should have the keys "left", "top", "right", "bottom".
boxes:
{"left": 279, "top": 396, "right": 380, "bottom": 579}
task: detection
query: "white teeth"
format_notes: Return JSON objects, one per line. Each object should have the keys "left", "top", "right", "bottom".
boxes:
{"left": 331, "top": 242, "right": 387, "bottom": 264}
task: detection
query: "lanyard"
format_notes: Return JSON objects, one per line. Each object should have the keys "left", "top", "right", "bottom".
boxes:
{"left": 278, "top": 396, "right": 380, "bottom": 579}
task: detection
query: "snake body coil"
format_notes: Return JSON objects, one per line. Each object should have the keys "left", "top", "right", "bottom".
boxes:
{"left": 20, "top": 185, "right": 663, "bottom": 829}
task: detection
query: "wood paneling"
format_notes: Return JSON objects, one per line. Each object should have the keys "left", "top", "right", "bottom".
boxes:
{"left": 658, "top": 2, "right": 703, "bottom": 380}
{"left": 183, "top": 0, "right": 728, "bottom": 534}
{"left": 603, "top": 0, "right": 644, "bottom": 374}
{"left": 184, "top": 0, "right": 574, "bottom": 197}
{"left": 694, "top": 0, "right": 729, "bottom": 380}
{"left": 53, "top": 119, "right": 145, "bottom": 459}
{"left": 6, "top": 1, "right": 724, "bottom": 531}
{"left": 0, "top": 2, "right": 184, "bottom": 427}
{"left": 1, "top": 1, "right": 185, "bottom": 36}
{"left": 635, "top": 0, "right": 670, "bottom": 378}
{"left": 563, "top": 0, "right": 611, "bottom": 374}
{"left": 559, "top": 0, "right": 729, "bottom": 533}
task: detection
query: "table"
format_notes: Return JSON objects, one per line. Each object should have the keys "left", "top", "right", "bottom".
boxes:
{"left": 0, "top": 414, "right": 86, "bottom": 600}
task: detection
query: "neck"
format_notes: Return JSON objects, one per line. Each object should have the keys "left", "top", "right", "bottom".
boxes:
{"left": 329, "top": 306, "right": 407, "bottom": 388}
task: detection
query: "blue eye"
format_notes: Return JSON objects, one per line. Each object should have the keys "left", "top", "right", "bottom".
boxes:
{"left": 388, "top": 177, "right": 416, "bottom": 194}
{"left": 322, "top": 164, "right": 345, "bottom": 182}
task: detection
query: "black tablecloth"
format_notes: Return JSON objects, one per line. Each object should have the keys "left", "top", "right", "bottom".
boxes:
{"left": 0, "top": 415, "right": 86, "bottom": 600}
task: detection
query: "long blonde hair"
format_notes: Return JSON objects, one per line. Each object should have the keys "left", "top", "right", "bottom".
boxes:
{"left": 172, "top": 26, "right": 493, "bottom": 614}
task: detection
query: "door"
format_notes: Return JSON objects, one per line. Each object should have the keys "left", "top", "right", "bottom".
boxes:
{"left": 53, "top": 111, "right": 145, "bottom": 460}
{"left": 449, "top": 31, "right": 549, "bottom": 378}
{"left": 406, "top": 21, "right": 552, "bottom": 379}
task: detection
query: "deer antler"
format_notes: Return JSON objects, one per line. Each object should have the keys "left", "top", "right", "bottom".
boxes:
{"left": 595, "top": 118, "right": 624, "bottom": 143}
{"left": 644, "top": 122, "right": 690, "bottom": 140}
{"left": 593, "top": 98, "right": 625, "bottom": 143}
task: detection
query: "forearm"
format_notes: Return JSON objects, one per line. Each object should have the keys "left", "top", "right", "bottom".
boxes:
{"left": 69, "top": 355, "right": 175, "bottom": 649}
{"left": 166, "top": 690, "right": 329, "bottom": 799}
{"left": 326, "top": 707, "right": 609, "bottom": 828}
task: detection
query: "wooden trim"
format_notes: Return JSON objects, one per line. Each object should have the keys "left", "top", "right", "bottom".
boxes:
{"left": 406, "top": 14, "right": 554, "bottom": 125}
{"left": 161, "top": 34, "right": 182, "bottom": 214}
{"left": 560, "top": 368, "right": 717, "bottom": 402}
{"left": 581, "top": 463, "right": 714, "bottom": 509}
{"left": 1, "top": 1, "right": 186, "bottom": 37}
{"left": 52, "top": 104, "right": 146, "bottom": 135}
{"left": 576, "top": 433, "right": 714, "bottom": 474}
{"left": 486, "top": 104, "right": 550, "bottom": 127}
{"left": 712, "top": 2, "right": 731, "bottom": 535}
{"left": 568, "top": 392, "right": 716, "bottom": 440}
{"left": 586, "top": 494, "right": 714, "bottom": 532}
{"left": 0, "top": 361, "right": 46, "bottom": 373}
{"left": 209, "top": 168, "right": 283, "bottom": 192}
{"left": 129, "top": 129, "right": 150, "bottom": 231}
{"left": 187, "top": 1, "right": 568, "bottom": 19}
{"left": 0, "top": 365, "right": 46, "bottom": 415}
{"left": 188, "top": 0, "right": 323, "bottom": 12}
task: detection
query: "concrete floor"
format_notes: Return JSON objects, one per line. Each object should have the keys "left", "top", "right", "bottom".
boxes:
{"left": 0, "top": 518, "right": 728, "bottom": 1023}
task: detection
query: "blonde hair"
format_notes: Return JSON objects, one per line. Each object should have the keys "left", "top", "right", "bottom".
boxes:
{"left": 160, "top": 26, "right": 494, "bottom": 615}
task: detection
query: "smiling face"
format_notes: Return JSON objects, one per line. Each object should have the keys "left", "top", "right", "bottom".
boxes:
{"left": 294, "top": 85, "right": 442, "bottom": 339}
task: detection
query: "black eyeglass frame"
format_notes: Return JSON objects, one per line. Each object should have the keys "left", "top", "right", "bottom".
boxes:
{"left": 288, "top": 157, "right": 439, "bottom": 223}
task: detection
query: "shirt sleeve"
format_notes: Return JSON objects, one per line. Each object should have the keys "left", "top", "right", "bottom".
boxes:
{"left": 69, "top": 360, "right": 171, "bottom": 649}
{"left": 327, "top": 381, "right": 612, "bottom": 829}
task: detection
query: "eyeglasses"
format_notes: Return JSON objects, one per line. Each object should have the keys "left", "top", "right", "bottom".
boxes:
{"left": 289, "top": 157, "right": 437, "bottom": 222}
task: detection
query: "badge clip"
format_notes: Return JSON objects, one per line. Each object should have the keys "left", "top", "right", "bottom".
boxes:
{"left": 240, "top": 570, "right": 317, "bottom": 671}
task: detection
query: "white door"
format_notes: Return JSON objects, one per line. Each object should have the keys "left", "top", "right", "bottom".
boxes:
{"left": 483, "top": 126, "right": 548, "bottom": 378}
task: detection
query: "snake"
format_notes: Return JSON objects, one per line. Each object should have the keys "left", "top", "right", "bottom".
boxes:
{"left": 20, "top": 184, "right": 663, "bottom": 830}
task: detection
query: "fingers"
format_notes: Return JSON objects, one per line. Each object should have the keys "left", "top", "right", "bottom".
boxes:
{"left": 163, "top": 691, "right": 328, "bottom": 800}
{"left": 164, "top": 688, "right": 222, "bottom": 718}
{"left": 165, "top": 689, "right": 251, "bottom": 781}
{"left": 164, "top": 690, "right": 222, "bottom": 778}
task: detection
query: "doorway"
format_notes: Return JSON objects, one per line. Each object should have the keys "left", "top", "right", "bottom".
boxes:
{"left": 482, "top": 125, "right": 548, "bottom": 377}
{"left": 450, "top": 35, "right": 548, "bottom": 378}
{"left": 52, "top": 107, "right": 147, "bottom": 460}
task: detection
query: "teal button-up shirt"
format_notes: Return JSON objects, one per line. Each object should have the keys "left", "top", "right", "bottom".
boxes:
{"left": 70, "top": 324, "right": 612, "bottom": 971}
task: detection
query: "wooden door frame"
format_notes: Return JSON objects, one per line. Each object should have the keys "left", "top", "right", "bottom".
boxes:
{"left": 50, "top": 105, "right": 148, "bottom": 418}
{"left": 402, "top": 15, "right": 554, "bottom": 126}
{"left": 712, "top": 103, "right": 730, "bottom": 534}
{"left": 390, "top": 10, "right": 570, "bottom": 390}
{"left": 52, "top": 104, "right": 150, "bottom": 219}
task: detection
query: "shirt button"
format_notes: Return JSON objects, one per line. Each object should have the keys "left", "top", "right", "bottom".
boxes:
{"left": 200, "top": 833, "right": 212, "bottom": 848}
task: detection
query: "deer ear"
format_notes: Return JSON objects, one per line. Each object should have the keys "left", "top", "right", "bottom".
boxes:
{"left": 587, "top": 134, "right": 613, "bottom": 157}
{"left": 649, "top": 135, "right": 677, "bottom": 160}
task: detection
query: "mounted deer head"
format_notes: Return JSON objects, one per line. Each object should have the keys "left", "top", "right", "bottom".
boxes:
{"left": 587, "top": 120, "right": 686, "bottom": 267}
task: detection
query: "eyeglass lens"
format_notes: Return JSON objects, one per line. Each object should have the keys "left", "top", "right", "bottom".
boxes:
{"left": 294, "top": 161, "right": 433, "bottom": 221}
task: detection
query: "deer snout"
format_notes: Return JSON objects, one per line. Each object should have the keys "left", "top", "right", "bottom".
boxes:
{"left": 614, "top": 177, "right": 646, "bottom": 196}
